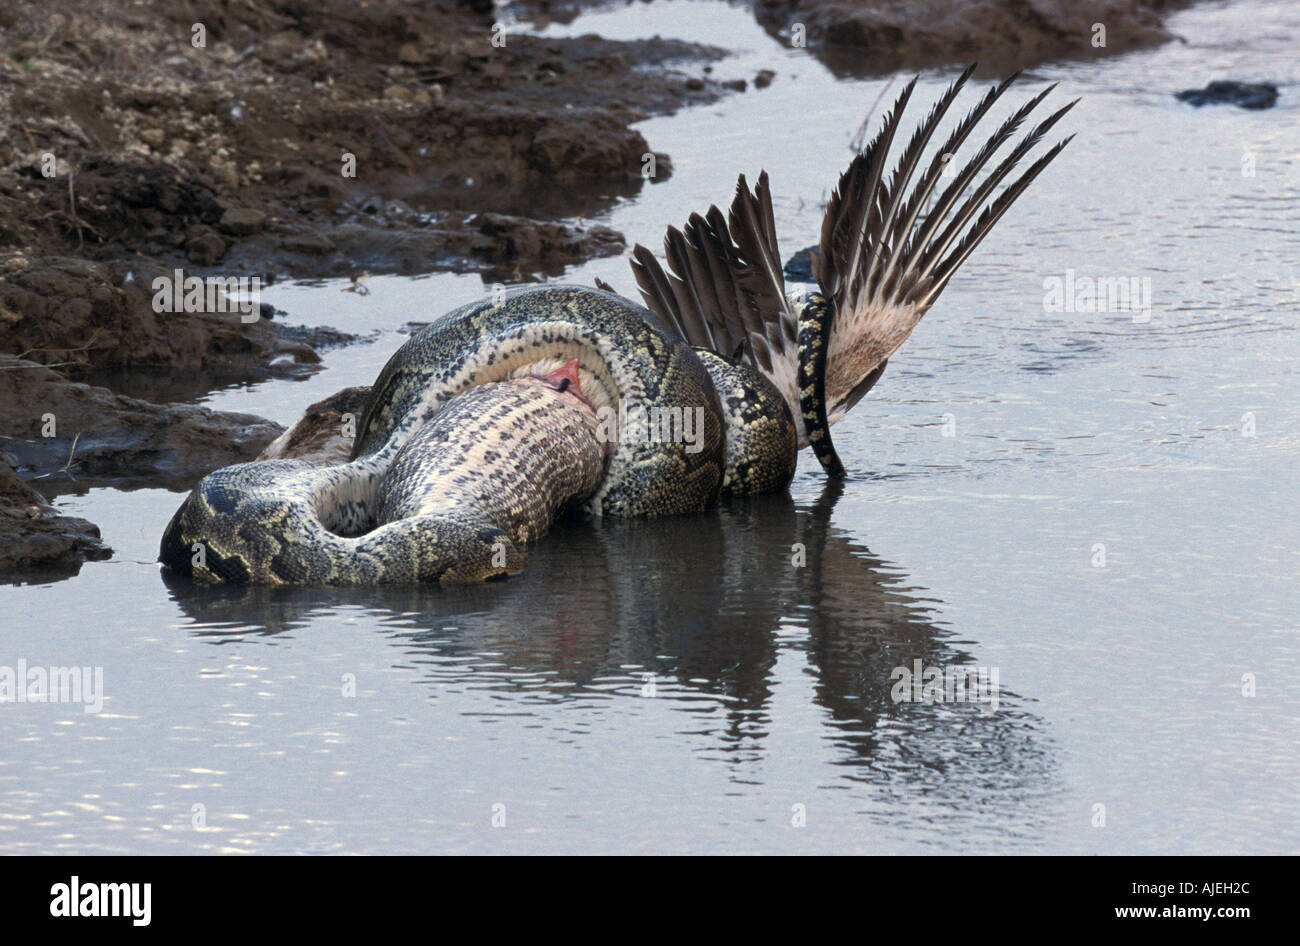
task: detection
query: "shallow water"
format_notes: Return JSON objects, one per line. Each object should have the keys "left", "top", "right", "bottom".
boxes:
{"left": 4, "top": 0, "right": 1298, "bottom": 854}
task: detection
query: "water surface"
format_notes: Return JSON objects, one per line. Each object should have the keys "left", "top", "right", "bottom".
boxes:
{"left": 3, "top": 0, "right": 1298, "bottom": 854}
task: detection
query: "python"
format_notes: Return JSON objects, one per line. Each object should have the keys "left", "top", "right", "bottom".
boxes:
{"left": 160, "top": 67, "right": 1075, "bottom": 585}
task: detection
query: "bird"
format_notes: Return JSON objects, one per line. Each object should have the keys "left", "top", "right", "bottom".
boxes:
{"left": 625, "top": 64, "right": 1077, "bottom": 478}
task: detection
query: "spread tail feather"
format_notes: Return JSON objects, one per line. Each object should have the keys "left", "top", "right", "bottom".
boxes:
{"left": 629, "top": 67, "right": 1076, "bottom": 471}
{"left": 815, "top": 70, "right": 1077, "bottom": 424}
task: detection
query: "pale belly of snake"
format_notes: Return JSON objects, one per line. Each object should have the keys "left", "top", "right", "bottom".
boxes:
{"left": 159, "top": 374, "right": 608, "bottom": 584}
{"left": 376, "top": 376, "right": 607, "bottom": 555}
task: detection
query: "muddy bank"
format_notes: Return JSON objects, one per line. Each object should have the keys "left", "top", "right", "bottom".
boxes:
{"left": 0, "top": 356, "right": 284, "bottom": 486}
{"left": 0, "top": 458, "right": 110, "bottom": 582}
{"left": 748, "top": 0, "right": 1191, "bottom": 74}
{"left": 0, "top": 255, "right": 350, "bottom": 376}
{"left": 0, "top": 0, "right": 729, "bottom": 281}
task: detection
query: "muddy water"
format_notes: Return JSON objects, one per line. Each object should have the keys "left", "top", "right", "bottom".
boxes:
{"left": 3, "top": 0, "right": 1298, "bottom": 854}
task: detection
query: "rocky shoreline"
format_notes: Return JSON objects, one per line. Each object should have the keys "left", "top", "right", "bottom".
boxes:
{"left": 0, "top": 0, "right": 1196, "bottom": 580}
{"left": 749, "top": 0, "right": 1191, "bottom": 75}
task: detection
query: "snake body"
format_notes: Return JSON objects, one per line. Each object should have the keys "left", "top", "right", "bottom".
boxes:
{"left": 160, "top": 73, "right": 1073, "bottom": 585}
{"left": 160, "top": 286, "right": 796, "bottom": 584}
{"left": 375, "top": 378, "right": 607, "bottom": 551}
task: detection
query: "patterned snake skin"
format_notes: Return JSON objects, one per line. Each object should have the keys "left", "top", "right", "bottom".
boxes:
{"left": 159, "top": 286, "right": 796, "bottom": 584}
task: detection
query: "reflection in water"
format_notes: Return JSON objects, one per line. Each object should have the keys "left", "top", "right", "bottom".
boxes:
{"left": 166, "top": 483, "right": 1056, "bottom": 820}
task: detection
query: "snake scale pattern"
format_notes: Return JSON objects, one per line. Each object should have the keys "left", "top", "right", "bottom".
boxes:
{"left": 160, "top": 287, "right": 796, "bottom": 584}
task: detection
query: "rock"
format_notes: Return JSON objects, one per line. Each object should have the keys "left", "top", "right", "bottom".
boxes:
{"left": 0, "top": 355, "right": 284, "bottom": 486}
{"left": 218, "top": 207, "right": 268, "bottom": 235}
{"left": 281, "top": 231, "right": 338, "bottom": 256}
{"left": 723, "top": 79, "right": 748, "bottom": 92}
{"left": 185, "top": 229, "right": 227, "bottom": 265}
{"left": 525, "top": 114, "right": 656, "bottom": 180}
{"left": 755, "top": 69, "right": 775, "bottom": 89}
{"left": 1175, "top": 81, "right": 1279, "bottom": 110}
{"left": 472, "top": 212, "right": 625, "bottom": 264}
{"left": 751, "top": 0, "right": 1181, "bottom": 72}
{"left": 783, "top": 245, "right": 818, "bottom": 283}
{"left": 647, "top": 151, "right": 673, "bottom": 182}
{"left": 0, "top": 459, "right": 111, "bottom": 581}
